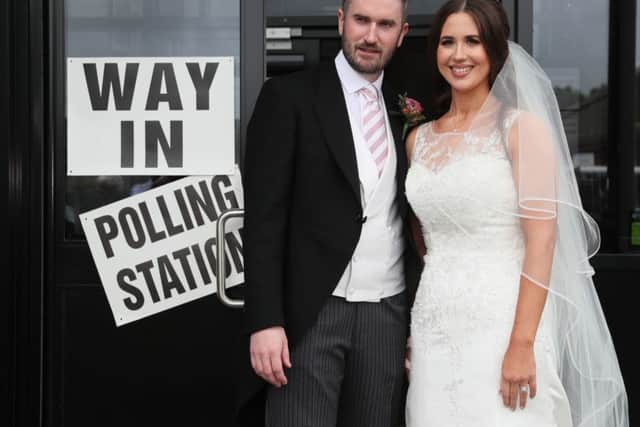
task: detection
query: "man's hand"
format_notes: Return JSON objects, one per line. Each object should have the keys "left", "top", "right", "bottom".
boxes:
{"left": 250, "top": 326, "right": 292, "bottom": 387}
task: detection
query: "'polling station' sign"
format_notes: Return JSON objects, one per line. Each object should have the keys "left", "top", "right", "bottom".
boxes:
{"left": 80, "top": 172, "right": 244, "bottom": 326}
{"left": 67, "top": 57, "right": 235, "bottom": 176}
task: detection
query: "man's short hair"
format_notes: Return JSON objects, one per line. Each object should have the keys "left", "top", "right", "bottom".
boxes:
{"left": 341, "top": 0, "right": 409, "bottom": 22}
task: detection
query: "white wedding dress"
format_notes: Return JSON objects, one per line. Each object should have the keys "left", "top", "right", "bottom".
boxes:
{"left": 404, "top": 118, "right": 573, "bottom": 426}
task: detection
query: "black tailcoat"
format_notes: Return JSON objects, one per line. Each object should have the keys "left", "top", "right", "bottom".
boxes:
{"left": 236, "top": 61, "right": 422, "bottom": 420}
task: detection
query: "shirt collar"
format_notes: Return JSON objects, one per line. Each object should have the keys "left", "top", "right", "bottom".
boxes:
{"left": 335, "top": 50, "right": 384, "bottom": 96}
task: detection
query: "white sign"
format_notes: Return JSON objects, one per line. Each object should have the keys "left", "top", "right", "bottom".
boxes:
{"left": 67, "top": 57, "right": 235, "bottom": 176}
{"left": 80, "top": 171, "right": 244, "bottom": 326}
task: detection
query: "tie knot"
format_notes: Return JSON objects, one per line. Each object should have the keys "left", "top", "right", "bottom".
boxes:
{"left": 360, "top": 86, "right": 378, "bottom": 102}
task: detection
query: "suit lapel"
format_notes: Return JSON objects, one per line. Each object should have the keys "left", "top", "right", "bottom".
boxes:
{"left": 313, "top": 64, "right": 361, "bottom": 203}
{"left": 382, "top": 83, "right": 403, "bottom": 151}
{"left": 311, "top": 65, "right": 407, "bottom": 209}
{"left": 382, "top": 82, "right": 409, "bottom": 217}
{"left": 382, "top": 84, "right": 407, "bottom": 177}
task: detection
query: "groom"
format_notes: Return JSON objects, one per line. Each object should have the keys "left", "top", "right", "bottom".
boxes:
{"left": 237, "top": 0, "right": 420, "bottom": 425}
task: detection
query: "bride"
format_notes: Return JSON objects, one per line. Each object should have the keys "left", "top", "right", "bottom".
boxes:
{"left": 403, "top": 0, "right": 628, "bottom": 426}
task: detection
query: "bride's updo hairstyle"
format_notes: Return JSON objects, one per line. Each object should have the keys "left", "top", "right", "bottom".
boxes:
{"left": 428, "top": 0, "right": 510, "bottom": 116}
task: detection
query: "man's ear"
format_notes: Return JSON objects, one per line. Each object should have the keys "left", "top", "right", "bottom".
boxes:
{"left": 397, "top": 22, "right": 409, "bottom": 47}
{"left": 337, "top": 8, "right": 345, "bottom": 36}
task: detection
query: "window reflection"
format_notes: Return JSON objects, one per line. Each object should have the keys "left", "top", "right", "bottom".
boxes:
{"left": 64, "top": 0, "right": 240, "bottom": 240}
{"left": 265, "top": 0, "right": 442, "bottom": 17}
{"left": 65, "top": 176, "right": 184, "bottom": 238}
{"left": 533, "top": 0, "right": 614, "bottom": 250}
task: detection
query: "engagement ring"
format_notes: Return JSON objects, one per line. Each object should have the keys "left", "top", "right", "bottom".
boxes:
{"left": 520, "top": 385, "right": 528, "bottom": 392}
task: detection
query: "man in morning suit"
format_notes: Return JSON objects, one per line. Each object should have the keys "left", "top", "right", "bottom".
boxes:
{"left": 237, "top": 0, "right": 420, "bottom": 425}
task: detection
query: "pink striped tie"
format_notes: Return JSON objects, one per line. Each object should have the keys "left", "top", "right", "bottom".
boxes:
{"left": 359, "top": 85, "right": 388, "bottom": 176}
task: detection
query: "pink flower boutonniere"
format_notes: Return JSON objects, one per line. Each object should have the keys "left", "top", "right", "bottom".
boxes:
{"left": 398, "top": 93, "right": 426, "bottom": 139}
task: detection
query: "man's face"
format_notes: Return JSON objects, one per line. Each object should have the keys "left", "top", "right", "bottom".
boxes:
{"left": 338, "top": 0, "right": 409, "bottom": 80}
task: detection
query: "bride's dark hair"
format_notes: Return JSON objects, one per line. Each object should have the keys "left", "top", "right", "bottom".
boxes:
{"left": 428, "top": 0, "right": 510, "bottom": 116}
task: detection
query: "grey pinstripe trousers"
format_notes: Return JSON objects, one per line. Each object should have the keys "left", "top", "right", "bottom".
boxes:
{"left": 265, "top": 292, "right": 408, "bottom": 427}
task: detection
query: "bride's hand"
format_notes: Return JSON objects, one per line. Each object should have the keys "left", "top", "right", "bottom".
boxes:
{"left": 499, "top": 340, "right": 537, "bottom": 411}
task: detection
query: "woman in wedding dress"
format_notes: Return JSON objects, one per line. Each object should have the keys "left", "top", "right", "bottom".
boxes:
{"left": 403, "top": 1, "right": 628, "bottom": 426}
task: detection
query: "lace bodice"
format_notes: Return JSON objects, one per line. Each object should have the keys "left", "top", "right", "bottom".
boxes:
{"left": 406, "top": 114, "right": 522, "bottom": 258}
{"left": 411, "top": 119, "right": 511, "bottom": 174}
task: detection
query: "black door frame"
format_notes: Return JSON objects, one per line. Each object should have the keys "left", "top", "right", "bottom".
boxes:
{"left": 7, "top": 0, "right": 265, "bottom": 426}
{"left": 7, "top": 0, "right": 48, "bottom": 425}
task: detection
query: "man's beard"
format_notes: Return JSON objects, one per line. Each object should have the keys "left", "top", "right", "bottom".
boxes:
{"left": 342, "top": 41, "right": 396, "bottom": 75}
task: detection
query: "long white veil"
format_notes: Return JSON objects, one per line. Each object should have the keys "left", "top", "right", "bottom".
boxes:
{"left": 418, "top": 41, "right": 628, "bottom": 426}
{"left": 490, "top": 41, "right": 628, "bottom": 427}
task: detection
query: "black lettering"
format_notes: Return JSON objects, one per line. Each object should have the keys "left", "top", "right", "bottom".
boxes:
{"left": 186, "top": 62, "right": 218, "bottom": 110}
{"left": 174, "top": 189, "right": 194, "bottom": 230}
{"left": 94, "top": 215, "right": 118, "bottom": 258}
{"left": 211, "top": 175, "right": 239, "bottom": 210}
{"left": 191, "top": 243, "right": 211, "bottom": 285}
{"left": 145, "top": 121, "right": 183, "bottom": 168}
{"left": 224, "top": 229, "right": 244, "bottom": 274}
{"left": 158, "top": 255, "right": 186, "bottom": 298}
{"left": 145, "top": 63, "right": 183, "bottom": 110}
{"left": 135, "top": 260, "right": 160, "bottom": 303}
{"left": 121, "top": 121, "right": 134, "bottom": 167}
{"left": 204, "top": 237, "right": 232, "bottom": 278}
{"left": 83, "top": 63, "right": 138, "bottom": 111}
{"left": 117, "top": 268, "right": 144, "bottom": 310}
{"left": 156, "top": 195, "right": 184, "bottom": 236}
{"left": 119, "top": 207, "right": 146, "bottom": 249}
{"left": 138, "top": 201, "right": 167, "bottom": 243}
{"left": 204, "top": 237, "right": 218, "bottom": 276}
{"left": 173, "top": 247, "right": 197, "bottom": 290}
{"left": 185, "top": 180, "right": 218, "bottom": 226}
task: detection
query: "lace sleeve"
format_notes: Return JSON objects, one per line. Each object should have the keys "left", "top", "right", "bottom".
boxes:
{"left": 500, "top": 109, "right": 521, "bottom": 161}
{"left": 410, "top": 122, "right": 433, "bottom": 165}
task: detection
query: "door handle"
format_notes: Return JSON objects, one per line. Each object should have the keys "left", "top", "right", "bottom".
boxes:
{"left": 216, "top": 208, "right": 245, "bottom": 308}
